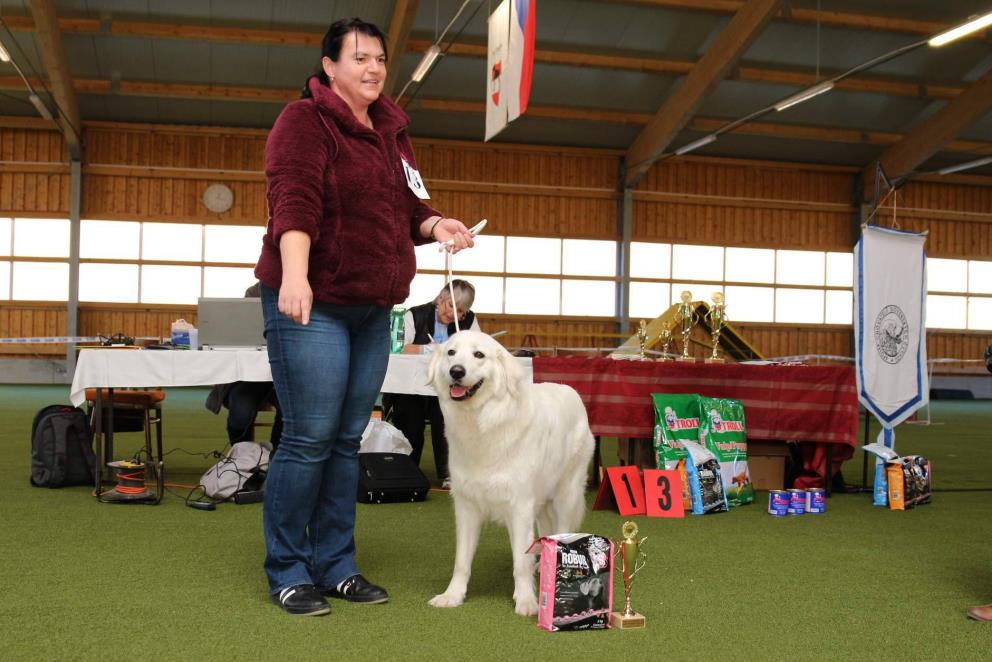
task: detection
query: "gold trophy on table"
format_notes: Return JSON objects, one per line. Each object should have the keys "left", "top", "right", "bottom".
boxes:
{"left": 610, "top": 521, "right": 647, "bottom": 629}
{"left": 674, "top": 290, "right": 697, "bottom": 362}
{"left": 657, "top": 327, "right": 672, "bottom": 361}
{"left": 637, "top": 319, "right": 650, "bottom": 360}
{"left": 705, "top": 292, "right": 727, "bottom": 364}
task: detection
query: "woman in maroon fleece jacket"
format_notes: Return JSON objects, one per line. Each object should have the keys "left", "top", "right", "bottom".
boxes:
{"left": 254, "top": 17, "right": 475, "bottom": 617}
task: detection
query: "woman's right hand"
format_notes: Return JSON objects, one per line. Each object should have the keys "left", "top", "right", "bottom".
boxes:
{"left": 279, "top": 275, "right": 313, "bottom": 325}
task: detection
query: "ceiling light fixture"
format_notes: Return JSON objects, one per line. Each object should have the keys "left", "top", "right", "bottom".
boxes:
{"left": 28, "top": 93, "right": 53, "bottom": 120}
{"left": 0, "top": 40, "right": 10, "bottom": 63}
{"left": 411, "top": 44, "right": 443, "bottom": 83}
{"left": 928, "top": 11, "right": 992, "bottom": 47}
{"left": 773, "top": 81, "right": 835, "bottom": 112}
{"left": 675, "top": 134, "right": 717, "bottom": 155}
{"left": 937, "top": 155, "right": 992, "bottom": 175}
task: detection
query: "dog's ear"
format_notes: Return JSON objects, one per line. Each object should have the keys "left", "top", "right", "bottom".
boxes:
{"left": 426, "top": 343, "right": 444, "bottom": 387}
{"left": 497, "top": 343, "right": 525, "bottom": 398}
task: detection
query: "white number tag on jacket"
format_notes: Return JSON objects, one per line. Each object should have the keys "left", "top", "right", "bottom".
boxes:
{"left": 401, "top": 158, "right": 430, "bottom": 200}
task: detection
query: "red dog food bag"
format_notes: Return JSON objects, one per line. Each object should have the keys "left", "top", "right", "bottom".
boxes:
{"left": 528, "top": 534, "right": 614, "bottom": 631}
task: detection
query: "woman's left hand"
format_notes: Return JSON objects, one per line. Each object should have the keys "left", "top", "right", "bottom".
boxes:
{"left": 433, "top": 218, "right": 475, "bottom": 254}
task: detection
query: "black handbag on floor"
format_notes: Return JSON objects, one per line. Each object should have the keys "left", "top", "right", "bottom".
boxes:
{"left": 357, "top": 452, "right": 430, "bottom": 504}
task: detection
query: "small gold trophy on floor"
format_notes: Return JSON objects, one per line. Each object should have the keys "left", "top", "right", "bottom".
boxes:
{"left": 610, "top": 521, "right": 647, "bottom": 630}
{"left": 675, "top": 290, "right": 696, "bottom": 362}
{"left": 705, "top": 291, "right": 727, "bottom": 364}
{"left": 658, "top": 327, "right": 672, "bottom": 361}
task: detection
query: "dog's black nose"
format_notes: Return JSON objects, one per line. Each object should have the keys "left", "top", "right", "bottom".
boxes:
{"left": 449, "top": 364, "right": 466, "bottom": 381}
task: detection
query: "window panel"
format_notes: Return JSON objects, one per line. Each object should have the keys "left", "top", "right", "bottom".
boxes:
{"left": 403, "top": 273, "right": 445, "bottom": 309}
{"left": 927, "top": 257, "right": 967, "bottom": 293}
{"left": 79, "top": 264, "right": 139, "bottom": 303}
{"left": 670, "top": 284, "right": 719, "bottom": 307}
{"left": 629, "top": 282, "right": 671, "bottom": 320}
{"left": 81, "top": 220, "right": 140, "bottom": 259}
{"left": 777, "top": 250, "right": 824, "bottom": 286}
{"left": 969, "top": 261, "right": 992, "bottom": 294}
{"left": 775, "top": 288, "right": 824, "bottom": 323}
{"left": 203, "top": 267, "right": 258, "bottom": 298}
{"left": 466, "top": 276, "right": 504, "bottom": 314}
{"left": 12, "top": 262, "right": 69, "bottom": 301}
{"left": 506, "top": 237, "right": 560, "bottom": 274}
{"left": 141, "top": 265, "right": 201, "bottom": 304}
{"left": 461, "top": 235, "right": 505, "bottom": 273}
{"left": 561, "top": 279, "right": 614, "bottom": 316}
{"left": 825, "top": 290, "right": 853, "bottom": 324}
{"left": 414, "top": 242, "right": 446, "bottom": 271}
{"left": 630, "top": 242, "right": 670, "bottom": 279}
{"left": 142, "top": 223, "right": 202, "bottom": 261}
{"left": 505, "top": 277, "right": 560, "bottom": 314}
{"left": 725, "top": 247, "right": 774, "bottom": 283}
{"left": 0, "top": 218, "right": 11, "bottom": 255}
{"left": 925, "top": 295, "right": 966, "bottom": 329}
{"left": 562, "top": 239, "right": 616, "bottom": 277}
{"left": 13, "top": 218, "right": 69, "bottom": 258}
{"left": 724, "top": 286, "right": 774, "bottom": 323}
{"left": 968, "top": 297, "right": 992, "bottom": 331}
{"left": 0, "top": 261, "right": 9, "bottom": 299}
{"left": 826, "top": 252, "right": 853, "bottom": 287}
{"left": 672, "top": 244, "right": 723, "bottom": 281}
{"left": 204, "top": 225, "right": 265, "bottom": 263}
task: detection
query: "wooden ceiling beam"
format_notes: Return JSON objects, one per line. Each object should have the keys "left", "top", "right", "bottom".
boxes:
{"left": 623, "top": 0, "right": 782, "bottom": 188}
{"left": 415, "top": 97, "right": 992, "bottom": 156}
{"left": 0, "top": 75, "right": 296, "bottom": 103}
{"left": 27, "top": 0, "right": 81, "bottom": 159}
{"left": 382, "top": 0, "right": 420, "bottom": 97}
{"left": 612, "top": 0, "right": 982, "bottom": 38}
{"left": 864, "top": 66, "right": 992, "bottom": 197}
{"left": 408, "top": 38, "right": 963, "bottom": 101}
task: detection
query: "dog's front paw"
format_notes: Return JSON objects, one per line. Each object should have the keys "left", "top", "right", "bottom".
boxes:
{"left": 429, "top": 592, "right": 465, "bottom": 608}
{"left": 514, "top": 594, "right": 538, "bottom": 617}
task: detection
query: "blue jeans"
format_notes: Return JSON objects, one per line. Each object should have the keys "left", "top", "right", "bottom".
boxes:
{"left": 260, "top": 284, "right": 390, "bottom": 594}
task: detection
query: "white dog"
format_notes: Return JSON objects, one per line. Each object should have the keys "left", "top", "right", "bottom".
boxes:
{"left": 426, "top": 331, "right": 595, "bottom": 616}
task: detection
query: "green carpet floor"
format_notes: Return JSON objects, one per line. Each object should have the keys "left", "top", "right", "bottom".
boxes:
{"left": 1, "top": 385, "right": 990, "bottom": 660}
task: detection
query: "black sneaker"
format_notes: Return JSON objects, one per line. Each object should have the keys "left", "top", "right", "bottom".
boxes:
{"left": 271, "top": 584, "right": 330, "bottom": 616}
{"left": 322, "top": 574, "right": 389, "bottom": 604}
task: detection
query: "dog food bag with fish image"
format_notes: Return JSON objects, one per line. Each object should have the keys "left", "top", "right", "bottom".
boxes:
{"left": 652, "top": 393, "right": 701, "bottom": 509}
{"left": 682, "top": 440, "right": 729, "bottom": 515}
{"left": 886, "top": 455, "right": 932, "bottom": 511}
{"left": 697, "top": 396, "right": 754, "bottom": 506}
{"left": 528, "top": 534, "right": 614, "bottom": 632}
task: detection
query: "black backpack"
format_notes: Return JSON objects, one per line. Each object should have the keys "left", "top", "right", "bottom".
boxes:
{"left": 30, "top": 405, "right": 96, "bottom": 488}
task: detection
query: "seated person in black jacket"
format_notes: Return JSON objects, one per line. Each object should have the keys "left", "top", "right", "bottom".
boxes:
{"left": 386, "top": 279, "right": 480, "bottom": 489}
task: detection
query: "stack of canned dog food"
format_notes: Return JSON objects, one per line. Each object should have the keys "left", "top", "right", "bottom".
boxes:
{"left": 767, "top": 488, "right": 825, "bottom": 516}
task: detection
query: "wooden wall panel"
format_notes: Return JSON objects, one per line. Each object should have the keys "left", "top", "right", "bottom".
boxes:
{"left": 3, "top": 120, "right": 991, "bottom": 365}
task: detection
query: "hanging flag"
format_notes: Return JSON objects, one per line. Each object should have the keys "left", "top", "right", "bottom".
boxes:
{"left": 854, "top": 225, "right": 929, "bottom": 428}
{"left": 485, "top": 0, "right": 536, "bottom": 141}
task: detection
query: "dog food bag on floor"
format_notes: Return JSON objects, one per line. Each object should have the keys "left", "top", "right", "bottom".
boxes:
{"left": 528, "top": 533, "right": 614, "bottom": 632}
{"left": 863, "top": 442, "right": 902, "bottom": 508}
{"left": 698, "top": 396, "right": 754, "bottom": 506}
{"left": 682, "top": 440, "right": 729, "bottom": 515}
{"left": 652, "top": 393, "right": 701, "bottom": 508}
{"left": 886, "top": 455, "right": 932, "bottom": 511}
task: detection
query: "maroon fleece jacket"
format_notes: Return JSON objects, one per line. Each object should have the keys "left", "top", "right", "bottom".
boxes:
{"left": 254, "top": 77, "right": 440, "bottom": 307}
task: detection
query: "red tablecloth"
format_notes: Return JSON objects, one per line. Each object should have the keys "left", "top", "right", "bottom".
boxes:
{"left": 532, "top": 357, "right": 859, "bottom": 488}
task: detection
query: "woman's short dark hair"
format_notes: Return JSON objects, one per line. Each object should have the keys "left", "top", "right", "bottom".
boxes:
{"left": 301, "top": 17, "right": 388, "bottom": 98}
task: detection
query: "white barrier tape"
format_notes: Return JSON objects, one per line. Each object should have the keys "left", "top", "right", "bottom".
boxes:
{"left": 0, "top": 336, "right": 105, "bottom": 344}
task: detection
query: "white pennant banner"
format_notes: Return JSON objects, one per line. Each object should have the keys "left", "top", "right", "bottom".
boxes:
{"left": 854, "top": 225, "right": 929, "bottom": 429}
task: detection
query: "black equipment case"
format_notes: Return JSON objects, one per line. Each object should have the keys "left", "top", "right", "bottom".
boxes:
{"left": 357, "top": 452, "right": 430, "bottom": 504}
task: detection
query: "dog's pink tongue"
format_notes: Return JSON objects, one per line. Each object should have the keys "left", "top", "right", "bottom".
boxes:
{"left": 450, "top": 384, "right": 469, "bottom": 399}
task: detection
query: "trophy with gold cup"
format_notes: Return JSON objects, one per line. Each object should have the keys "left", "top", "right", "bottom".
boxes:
{"left": 637, "top": 319, "right": 650, "bottom": 361}
{"left": 674, "top": 290, "right": 697, "bottom": 362}
{"left": 610, "top": 521, "right": 647, "bottom": 630}
{"left": 705, "top": 292, "right": 727, "bottom": 364}
{"left": 658, "top": 327, "right": 672, "bottom": 361}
